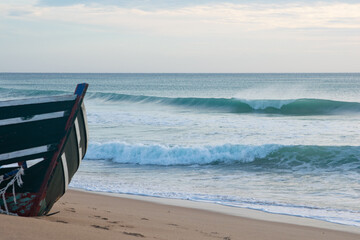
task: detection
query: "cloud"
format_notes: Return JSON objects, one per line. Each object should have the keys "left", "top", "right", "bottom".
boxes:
{"left": 2, "top": 1, "right": 360, "bottom": 37}
{"left": 1, "top": 1, "right": 359, "bottom": 72}
{"left": 37, "top": 0, "right": 183, "bottom": 9}
{"left": 7, "top": 9, "right": 32, "bottom": 17}
{"left": 35, "top": 0, "right": 360, "bottom": 8}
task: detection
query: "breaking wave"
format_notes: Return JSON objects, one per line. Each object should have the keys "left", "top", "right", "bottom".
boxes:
{"left": 87, "top": 92, "right": 360, "bottom": 115}
{"left": 85, "top": 142, "right": 360, "bottom": 171}
{"left": 2, "top": 87, "right": 360, "bottom": 115}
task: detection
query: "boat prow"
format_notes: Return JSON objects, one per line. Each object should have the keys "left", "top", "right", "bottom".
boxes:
{"left": 0, "top": 83, "right": 89, "bottom": 216}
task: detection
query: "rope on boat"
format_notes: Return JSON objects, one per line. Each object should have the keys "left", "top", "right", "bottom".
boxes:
{"left": 0, "top": 168, "right": 24, "bottom": 215}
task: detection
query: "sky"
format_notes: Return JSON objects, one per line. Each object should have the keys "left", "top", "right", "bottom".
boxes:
{"left": 0, "top": 0, "right": 359, "bottom": 73}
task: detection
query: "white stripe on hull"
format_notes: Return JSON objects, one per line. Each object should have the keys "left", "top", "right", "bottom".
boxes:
{"left": 61, "top": 153, "right": 69, "bottom": 191}
{"left": 0, "top": 95, "right": 76, "bottom": 108}
{"left": 81, "top": 103, "right": 89, "bottom": 152}
{"left": 0, "top": 145, "right": 50, "bottom": 161}
{"left": 74, "top": 117, "right": 82, "bottom": 163}
{"left": 0, "top": 111, "right": 66, "bottom": 126}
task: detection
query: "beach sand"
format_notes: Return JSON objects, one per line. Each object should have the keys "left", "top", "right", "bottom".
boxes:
{"left": 0, "top": 189, "right": 359, "bottom": 240}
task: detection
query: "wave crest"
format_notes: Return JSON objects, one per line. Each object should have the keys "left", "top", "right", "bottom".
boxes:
{"left": 87, "top": 92, "right": 360, "bottom": 115}
{"left": 85, "top": 142, "right": 360, "bottom": 171}
{"left": 3, "top": 87, "right": 360, "bottom": 115}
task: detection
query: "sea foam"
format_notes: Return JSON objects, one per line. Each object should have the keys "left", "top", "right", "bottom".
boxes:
{"left": 84, "top": 142, "right": 360, "bottom": 171}
{"left": 85, "top": 142, "right": 280, "bottom": 165}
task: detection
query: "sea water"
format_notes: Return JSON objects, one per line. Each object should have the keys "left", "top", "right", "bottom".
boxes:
{"left": 1, "top": 73, "right": 360, "bottom": 226}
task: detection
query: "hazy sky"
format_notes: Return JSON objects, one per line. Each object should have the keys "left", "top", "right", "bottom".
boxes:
{"left": 1, "top": 0, "right": 359, "bottom": 73}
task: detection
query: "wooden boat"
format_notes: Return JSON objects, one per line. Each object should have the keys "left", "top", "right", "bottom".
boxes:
{"left": 0, "top": 83, "right": 88, "bottom": 216}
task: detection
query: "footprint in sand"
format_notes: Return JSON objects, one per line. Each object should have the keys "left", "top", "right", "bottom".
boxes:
{"left": 119, "top": 224, "right": 135, "bottom": 228}
{"left": 168, "top": 223, "right": 179, "bottom": 227}
{"left": 91, "top": 225, "right": 110, "bottom": 230}
{"left": 93, "top": 215, "right": 109, "bottom": 221}
{"left": 122, "top": 232, "right": 145, "bottom": 238}
{"left": 65, "top": 208, "right": 76, "bottom": 213}
{"left": 56, "top": 220, "right": 68, "bottom": 224}
{"left": 108, "top": 221, "right": 119, "bottom": 224}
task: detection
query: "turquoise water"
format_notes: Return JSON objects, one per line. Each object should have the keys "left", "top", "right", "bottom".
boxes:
{"left": 1, "top": 73, "right": 360, "bottom": 226}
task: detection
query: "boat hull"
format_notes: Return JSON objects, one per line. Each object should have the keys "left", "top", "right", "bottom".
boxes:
{"left": 0, "top": 84, "right": 88, "bottom": 216}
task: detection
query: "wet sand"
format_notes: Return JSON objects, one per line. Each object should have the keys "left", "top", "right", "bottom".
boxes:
{"left": 0, "top": 189, "right": 359, "bottom": 240}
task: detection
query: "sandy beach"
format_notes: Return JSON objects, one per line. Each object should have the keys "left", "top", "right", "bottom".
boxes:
{"left": 0, "top": 189, "right": 359, "bottom": 240}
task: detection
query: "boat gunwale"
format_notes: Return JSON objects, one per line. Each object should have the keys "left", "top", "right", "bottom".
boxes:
{"left": 0, "top": 95, "right": 76, "bottom": 108}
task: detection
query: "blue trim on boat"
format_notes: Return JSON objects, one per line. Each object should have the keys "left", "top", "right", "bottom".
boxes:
{"left": 74, "top": 83, "right": 88, "bottom": 96}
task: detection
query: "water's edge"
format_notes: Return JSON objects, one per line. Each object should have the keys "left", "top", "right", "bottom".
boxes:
{"left": 70, "top": 187, "right": 360, "bottom": 233}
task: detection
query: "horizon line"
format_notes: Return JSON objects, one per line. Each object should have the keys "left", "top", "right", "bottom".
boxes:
{"left": 1, "top": 72, "right": 360, "bottom": 74}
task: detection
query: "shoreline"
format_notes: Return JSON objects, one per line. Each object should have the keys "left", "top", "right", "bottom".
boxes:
{"left": 0, "top": 189, "right": 359, "bottom": 240}
{"left": 76, "top": 188, "right": 360, "bottom": 234}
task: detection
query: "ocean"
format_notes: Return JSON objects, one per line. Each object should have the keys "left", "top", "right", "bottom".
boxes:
{"left": 1, "top": 73, "right": 360, "bottom": 226}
